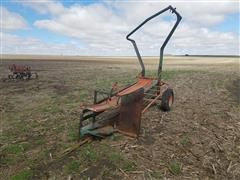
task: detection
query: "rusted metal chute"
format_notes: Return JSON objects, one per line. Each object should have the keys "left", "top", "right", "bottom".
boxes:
{"left": 78, "top": 5, "right": 182, "bottom": 140}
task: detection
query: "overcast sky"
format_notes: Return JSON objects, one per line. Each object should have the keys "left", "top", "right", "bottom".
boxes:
{"left": 1, "top": 0, "right": 239, "bottom": 56}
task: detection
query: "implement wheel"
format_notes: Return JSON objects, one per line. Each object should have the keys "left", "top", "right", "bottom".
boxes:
{"left": 160, "top": 88, "right": 174, "bottom": 111}
{"left": 35, "top": 72, "right": 38, "bottom": 79}
{"left": 8, "top": 74, "right": 13, "bottom": 79}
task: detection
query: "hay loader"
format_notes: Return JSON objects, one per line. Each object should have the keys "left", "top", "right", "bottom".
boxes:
{"left": 78, "top": 5, "right": 182, "bottom": 140}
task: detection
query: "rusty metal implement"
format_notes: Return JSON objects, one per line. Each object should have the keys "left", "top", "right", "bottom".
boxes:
{"left": 79, "top": 5, "right": 182, "bottom": 140}
{"left": 8, "top": 64, "right": 38, "bottom": 80}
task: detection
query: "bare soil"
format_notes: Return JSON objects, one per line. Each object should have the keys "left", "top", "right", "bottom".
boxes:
{"left": 0, "top": 56, "right": 239, "bottom": 179}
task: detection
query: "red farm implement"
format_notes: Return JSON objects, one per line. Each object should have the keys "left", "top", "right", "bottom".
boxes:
{"left": 79, "top": 6, "right": 182, "bottom": 140}
{"left": 8, "top": 64, "right": 38, "bottom": 80}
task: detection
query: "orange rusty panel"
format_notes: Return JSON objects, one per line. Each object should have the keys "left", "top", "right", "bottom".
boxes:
{"left": 118, "top": 78, "right": 153, "bottom": 96}
{"left": 87, "top": 96, "right": 119, "bottom": 112}
{"left": 117, "top": 87, "right": 144, "bottom": 137}
{"left": 86, "top": 78, "right": 154, "bottom": 113}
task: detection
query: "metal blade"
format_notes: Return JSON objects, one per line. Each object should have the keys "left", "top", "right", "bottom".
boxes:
{"left": 117, "top": 88, "right": 144, "bottom": 137}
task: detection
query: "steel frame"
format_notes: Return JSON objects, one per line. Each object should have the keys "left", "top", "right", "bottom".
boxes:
{"left": 126, "top": 5, "right": 182, "bottom": 79}
{"left": 78, "top": 6, "right": 182, "bottom": 139}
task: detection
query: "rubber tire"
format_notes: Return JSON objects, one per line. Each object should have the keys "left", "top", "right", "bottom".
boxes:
{"left": 26, "top": 72, "right": 30, "bottom": 79}
{"left": 8, "top": 74, "right": 13, "bottom": 79}
{"left": 160, "top": 88, "right": 174, "bottom": 111}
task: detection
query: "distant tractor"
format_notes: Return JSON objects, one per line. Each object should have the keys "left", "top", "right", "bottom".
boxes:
{"left": 8, "top": 64, "right": 38, "bottom": 80}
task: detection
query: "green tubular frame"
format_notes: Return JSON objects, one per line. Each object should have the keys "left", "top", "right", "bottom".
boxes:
{"left": 126, "top": 5, "right": 182, "bottom": 79}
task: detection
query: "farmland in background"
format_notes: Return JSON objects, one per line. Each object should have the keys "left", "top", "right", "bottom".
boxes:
{"left": 0, "top": 55, "right": 239, "bottom": 179}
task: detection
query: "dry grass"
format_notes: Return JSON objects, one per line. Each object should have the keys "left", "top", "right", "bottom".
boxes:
{"left": 0, "top": 56, "right": 239, "bottom": 179}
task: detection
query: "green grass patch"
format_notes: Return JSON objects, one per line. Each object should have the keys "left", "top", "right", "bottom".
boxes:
{"left": 162, "top": 70, "right": 196, "bottom": 80}
{"left": 79, "top": 90, "right": 90, "bottom": 100}
{"left": 5, "top": 116, "right": 32, "bottom": 136}
{"left": 3, "top": 144, "right": 25, "bottom": 155}
{"left": 180, "top": 136, "right": 191, "bottom": 146}
{"left": 169, "top": 160, "right": 182, "bottom": 175}
{"left": 0, "top": 133, "right": 16, "bottom": 145}
{"left": 98, "top": 144, "right": 136, "bottom": 171}
{"left": 151, "top": 171, "right": 162, "bottom": 179}
{"left": 10, "top": 169, "right": 33, "bottom": 180}
{"left": 64, "top": 160, "right": 81, "bottom": 174}
{"left": 0, "top": 154, "right": 22, "bottom": 166}
{"left": 107, "top": 150, "right": 122, "bottom": 163}
{"left": 34, "top": 137, "right": 46, "bottom": 145}
{"left": 145, "top": 69, "right": 197, "bottom": 80}
{"left": 102, "top": 166, "right": 115, "bottom": 177}
{"left": 215, "top": 79, "right": 225, "bottom": 88}
{"left": 26, "top": 150, "right": 50, "bottom": 167}
{"left": 21, "top": 142, "right": 32, "bottom": 151}
{"left": 110, "top": 134, "right": 122, "bottom": 141}
{"left": 1, "top": 144, "right": 28, "bottom": 165}
{"left": 121, "top": 160, "right": 137, "bottom": 171}
{"left": 79, "top": 144, "right": 98, "bottom": 162}
{"left": 40, "top": 105, "right": 63, "bottom": 113}
{"left": 67, "top": 123, "right": 79, "bottom": 142}
{"left": 50, "top": 93, "right": 58, "bottom": 100}
{"left": 76, "top": 143, "right": 136, "bottom": 173}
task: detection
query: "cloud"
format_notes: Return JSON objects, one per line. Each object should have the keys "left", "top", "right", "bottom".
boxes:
{"left": 14, "top": 0, "right": 65, "bottom": 15}
{"left": 172, "top": 25, "right": 239, "bottom": 55}
{"left": 4, "top": 0, "right": 240, "bottom": 55}
{"left": 110, "top": 0, "right": 239, "bottom": 26}
{"left": 176, "top": 1, "right": 238, "bottom": 26}
{"left": 1, "top": 32, "right": 87, "bottom": 55}
{"left": 0, "top": 6, "right": 28, "bottom": 30}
